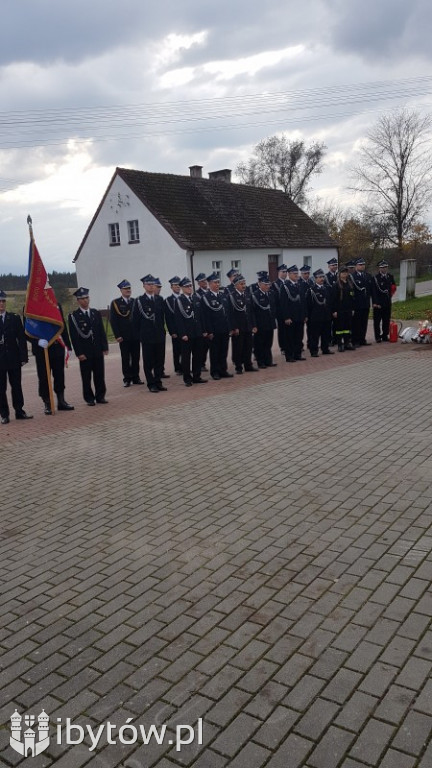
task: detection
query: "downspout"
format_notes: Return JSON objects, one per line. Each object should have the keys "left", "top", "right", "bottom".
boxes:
{"left": 187, "top": 249, "right": 195, "bottom": 281}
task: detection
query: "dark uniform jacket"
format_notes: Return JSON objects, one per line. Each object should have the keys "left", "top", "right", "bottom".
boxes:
{"left": 131, "top": 294, "right": 166, "bottom": 344}
{"left": 331, "top": 281, "right": 355, "bottom": 313}
{"left": 195, "top": 287, "right": 207, "bottom": 300}
{"left": 174, "top": 294, "right": 204, "bottom": 338}
{"left": 110, "top": 296, "right": 135, "bottom": 340}
{"left": 226, "top": 290, "right": 256, "bottom": 332}
{"left": 279, "top": 280, "right": 306, "bottom": 323}
{"left": 0, "top": 312, "right": 28, "bottom": 370}
{"left": 298, "top": 277, "right": 314, "bottom": 298}
{"left": 68, "top": 308, "right": 108, "bottom": 358}
{"left": 201, "top": 290, "right": 230, "bottom": 334}
{"left": 371, "top": 272, "right": 396, "bottom": 307}
{"left": 306, "top": 283, "right": 333, "bottom": 322}
{"left": 251, "top": 289, "right": 277, "bottom": 331}
{"left": 351, "top": 270, "right": 372, "bottom": 310}
{"left": 164, "top": 294, "right": 180, "bottom": 336}
{"left": 325, "top": 271, "right": 338, "bottom": 289}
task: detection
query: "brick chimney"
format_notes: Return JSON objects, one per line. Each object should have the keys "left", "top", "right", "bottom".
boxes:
{"left": 208, "top": 169, "right": 232, "bottom": 183}
{"left": 189, "top": 165, "right": 203, "bottom": 178}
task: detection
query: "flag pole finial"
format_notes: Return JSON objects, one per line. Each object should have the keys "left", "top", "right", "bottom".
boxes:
{"left": 27, "top": 215, "right": 34, "bottom": 240}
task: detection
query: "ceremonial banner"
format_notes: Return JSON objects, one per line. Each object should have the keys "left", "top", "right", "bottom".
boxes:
{"left": 24, "top": 237, "right": 64, "bottom": 346}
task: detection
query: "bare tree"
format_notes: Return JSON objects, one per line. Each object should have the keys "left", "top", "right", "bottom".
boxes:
{"left": 350, "top": 109, "right": 432, "bottom": 254}
{"left": 236, "top": 135, "right": 326, "bottom": 206}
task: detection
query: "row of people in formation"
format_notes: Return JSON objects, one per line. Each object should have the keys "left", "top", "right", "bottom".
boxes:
{"left": 69, "top": 257, "right": 392, "bottom": 402}
{"left": 0, "top": 257, "right": 396, "bottom": 421}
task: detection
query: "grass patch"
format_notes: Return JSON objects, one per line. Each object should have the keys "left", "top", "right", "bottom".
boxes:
{"left": 392, "top": 295, "right": 432, "bottom": 320}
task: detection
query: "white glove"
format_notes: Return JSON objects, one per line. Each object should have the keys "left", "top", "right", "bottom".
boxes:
{"left": 38, "top": 339, "right": 49, "bottom": 349}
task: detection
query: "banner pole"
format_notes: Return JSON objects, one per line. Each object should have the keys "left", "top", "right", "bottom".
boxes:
{"left": 43, "top": 347, "right": 56, "bottom": 414}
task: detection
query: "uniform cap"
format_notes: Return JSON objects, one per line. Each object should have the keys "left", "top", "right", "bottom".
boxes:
{"left": 169, "top": 276, "right": 181, "bottom": 285}
{"left": 0, "top": 290, "right": 7, "bottom": 299}
{"left": 277, "top": 263, "right": 288, "bottom": 271}
{"left": 226, "top": 268, "right": 240, "bottom": 278}
{"left": 73, "top": 287, "right": 89, "bottom": 298}
{"left": 233, "top": 274, "right": 245, "bottom": 285}
{"left": 258, "top": 274, "right": 271, "bottom": 284}
{"left": 179, "top": 277, "right": 192, "bottom": 287}
{"left": 327, "top": 257, "right": 338, "bottom": 265}
{"left": 195, "top": 273, "right": 207, "bottom": 282}
{"left": 300, "top": 265, "right": 311, "bottom": 273}
{"left": 207, "top": 272, "right": 220, "bottom": 282}
{"left": 345, "top": 260, "right": 355, "bottom": 268}
{"left": 154, "top": 277, "right": 162, "bottom": 286}
{"left": 287, "top": 265, "right": 299, "bottom": 273}
{"left": 378, "top": 260, "right": 389, "bottom": 268}
{"left": 141, "top": 274, "right": 156, "bottom": 284}
{"left": 313, "top": 269, "right": 325, "bottom": 278}
{"left": 355, "top": 258, "right": 366, "bottom": 266}
{"left": 117, "top": 279, "right": 131, "bottom": 289}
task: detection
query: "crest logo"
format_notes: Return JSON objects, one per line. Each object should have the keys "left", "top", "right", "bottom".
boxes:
{"left": 10, "top": 709, "right": 50, "bottom": 757}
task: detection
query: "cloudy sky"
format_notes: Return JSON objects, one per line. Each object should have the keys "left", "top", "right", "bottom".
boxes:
{"left": 1, "top": 0, "right": 432, "bottom": 274}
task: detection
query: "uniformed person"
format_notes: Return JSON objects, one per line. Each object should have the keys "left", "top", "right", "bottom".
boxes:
{"left": 371, "top": 260, "right": 396, "bottom": 342}
{"left": 331, "top": 267, "right": 356, "bottom": 351}
{"left": 164, "top": 276, "right": 182, "bottom": 374}
{"left": 201, "top": 273, "right": 233, "bottom": 380}
{"left": 131, "top": 275, "right": 167, "bottom": 393}
{"left": 351, "top": 257, "right": 372, "bottom": 346}
{"left": 194, "top": 273, "right": 210, "bottom": 370}
{"left": 110, "top": 279, "right": 143, "bottom": 387}
{"left": 306, "top": 269, "right": 334, "bottom": 357}
{"left": 249, "top": 270, "right": 269, "bottom": 294}
{"left": 68, "top": 287, "right": 109, "bottom": 405}
{"left": 0, "top": 290, "right": 33, "bottom": 424}
{"left": 279, "top": 265, "right": 306, "bottom": 362}
{"left": 271, "top": 263, "right": 288, "bottom": 355}
{"left": 298, "top": 265, "right": 314, "bottom": 296}
{"left": 29, "top": 303, "right": 74, "bottom": 414}
{"left": 251, "top": 273, "right": 277, "bottom": 368}
{"left": 153, "top": 278, "right": 169, "bottom": 379}
{"left": 226, "top": 274, "right": 258, "bottom": 374}
{"left": 174, "top": 277, "right": 207, "bottom": 386}
{"left": 223, "top": 268, "right": 240, "bottom": 296}
{"left": 325, "top": 257, "right": 339, "bottom": 288}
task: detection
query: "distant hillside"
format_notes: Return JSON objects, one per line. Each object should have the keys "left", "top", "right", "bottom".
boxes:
{"left": 0, "top": 271, "right": 77, "bottom": 291}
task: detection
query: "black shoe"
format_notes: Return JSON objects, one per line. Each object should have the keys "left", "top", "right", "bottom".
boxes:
{"left": 211, "top": 373, "right": 221, "bottom": 380}
{"left": 310, "top": 352, "right": 319, "bottom": 358}
{"left": 1, "top": 416, "right": 10, "bottom": 424}
{"left": 235, "top": 368, "right": 243, "bottom": 374}
{"left": 269, "top": 363, "right": 277, "bottom": 367}
{"left": 96, "top": 398, "right": 109, "bottom": 404}
{"left": 338, "top": 345, "right": 344, "bottom": 352}
{"left": 192, "top": 378, "right": 208, "bottom": 384}
{"left": 295, "top": 357, "right": 306, "bottom": 361}
{"left": 361, "top": 341, "right": 371, "bottom": 346}
{"left": 86, "top": 400, "right": 96, "bottom": 406}
{"left": 149, "top": 386, "right": 159, "bottom": 393}
{"left": 258, "top": 364, "right": 267, "bottom": 369}
{"left": 123, "top": 381, "right": 131, "bottom": 387}
{"left": 201, "top": 366, "right": 208, "bottom": 372}
{"left": 286, "top": 357, "right": 295, "bottom": 362}
{"left": 132, "top": 379, "right": 144, "bottom": 385}
{"left": 57, "top": 398, "right": 74, "bottom": 411}
{"left": 185, "top": 381, "right": 193, "bottom": 387}
{"left": 157, "top": 385, "right": 168, "bottom": 391}
{"left": 220, "top": 372, "right": 234, "bottom": 378}
{"left": 244, "top": 367, "right": 259, "bottom": 372}
{"left": 322, "top": 350, "right": 334, "bottom": 355}
{"left": 161, "top": 374, "right": 170, "bottom": 379}
{"left": 375, "top": 339, "right": 382, "bottom": 344}
{"left": 16, "top": 411, "right": 33, "bottom": 420}
{"left": 345, "top": 343, "right": 355, "bottom": 350}
{"left": 382, "top": 337, "right": 389, "bottom": 342}
{"left": 43, "top": 401, "right": 52, "bottom": 415}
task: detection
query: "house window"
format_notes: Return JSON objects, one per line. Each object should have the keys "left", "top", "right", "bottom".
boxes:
{"left": 231, "top": 259, "right": 241, "bottom": 271}
{"left": 303, "top": 255, "right": 312, "bottom": 267}
{"left": 212, "top": 260, "right": 222, "bottom": 279}
{"left": 128, "top": 220, "right": 140, "bottom": 244}
{"left": 109, "top": 223, "right": 120, "bottom": 246}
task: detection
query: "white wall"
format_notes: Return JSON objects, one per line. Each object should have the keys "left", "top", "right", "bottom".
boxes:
{"left": 75, "top": 176, "right": 187, "bottom": 308}
{"left": 192, "top": 247, "right": 338, "bottom": 286}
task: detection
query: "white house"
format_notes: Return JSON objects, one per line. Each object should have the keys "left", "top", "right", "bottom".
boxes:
{"left": 73, "top": 166, "right": 338, "bottom": 308}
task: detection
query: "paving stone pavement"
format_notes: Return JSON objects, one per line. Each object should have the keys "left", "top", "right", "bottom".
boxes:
{"left": 1, "top": 336, "right": 432, "bottom": 767}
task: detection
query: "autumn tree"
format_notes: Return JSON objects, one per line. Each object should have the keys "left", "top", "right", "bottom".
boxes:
{"left": 236, "top": 135, "right": 326, "bottom": 206}
{"left": 350, "top": 109, "right": 432, "bottom": 254}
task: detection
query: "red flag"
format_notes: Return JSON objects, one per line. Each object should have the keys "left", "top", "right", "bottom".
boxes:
{"left": 24, "top": 238, "right": 64, "bottom": 345}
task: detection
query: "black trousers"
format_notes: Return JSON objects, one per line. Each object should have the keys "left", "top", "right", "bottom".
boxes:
{"left": 231, "top": 331, "right": 253, "bottom": 370}
{"left": 373, "top": 305, "right": 391, "bottom": 340}
{"left": 142, "top": 342, "right": 165, "bottom": 388}
{"left": 119, "top": 338, "right": 140, "bottom": 383}
{"left": 209, "top": 333, "right": 229, "bottom": 377}
{"left": 352, "top": 309, "right": 369, "bottom": 345}
{"left": 309, "top": 321, "right": 331, "bottom": 354}
{"left": 171, "top": 336, "right": 182, "bottom": 373}
{"left": 34, "top": 342, "right": 66, "bottom": 400}
{"left": 79, "top": 354, "right": 106, "bottom": 403}
{"left": 254, "top": 329, "right": 274, "bottom": 366}
{"left": 284, "top": 321, "right": 304, "bottom": 360}
{"left": 277, "top": 318, "right": 285, "bottom": 352}
{"left": 181, "top": 337, "right": 203, "bottom": 383}
{"left": 201, "top": 336, "right": 210, "bottom": 368}
{"left": 0, "top": 367, "right": 24, "bottom": 417}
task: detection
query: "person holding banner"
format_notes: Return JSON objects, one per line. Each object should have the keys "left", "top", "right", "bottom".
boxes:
{"left": 29, "top": 304, "right": 74, "bottom": 415}
{"left": 0, "top": 290, "right": 33, "bottom": 424}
